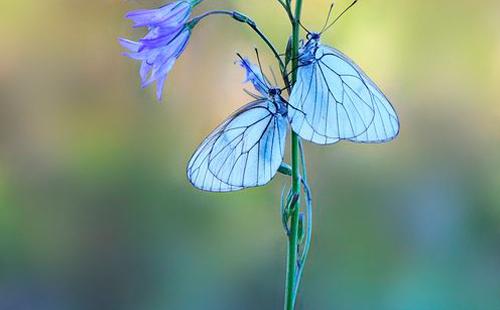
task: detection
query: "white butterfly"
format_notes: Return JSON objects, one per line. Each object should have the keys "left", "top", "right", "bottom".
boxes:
{"left": 187, "top": 57, "right": 289, "bottom": 192}
{"left": 288, "top": 32, "right": 400, "bottom": 145}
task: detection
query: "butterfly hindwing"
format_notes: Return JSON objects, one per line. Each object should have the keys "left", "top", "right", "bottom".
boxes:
{"left": 187, "top": 99, "right": 288, "bottom": 192}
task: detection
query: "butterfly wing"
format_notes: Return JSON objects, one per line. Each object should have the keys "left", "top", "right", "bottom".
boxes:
{"left": 327, "top": 47, "right": 400, "bottom": 143}
{"left": 187, "top": 99, "right": 288, "bottom": 192}
{"left": 289, "top": 44, "right": 399, "bottom": 144}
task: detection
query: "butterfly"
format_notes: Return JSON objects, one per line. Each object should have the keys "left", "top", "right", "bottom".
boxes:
{"left": 187, "top": 56, "right": 289, "bottom": 192}
{"left": 288, "top": 3, "right": 400, "bottom": 145}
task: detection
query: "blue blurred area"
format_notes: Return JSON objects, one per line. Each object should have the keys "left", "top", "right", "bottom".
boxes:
{"left": 0, "top": 0, "right": 499, "bottom": 309}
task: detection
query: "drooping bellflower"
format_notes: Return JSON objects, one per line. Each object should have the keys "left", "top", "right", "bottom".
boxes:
{"left": 120, "top": 0, "right": 202, "bottom": 100}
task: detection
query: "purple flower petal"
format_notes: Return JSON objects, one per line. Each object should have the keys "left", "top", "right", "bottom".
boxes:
{"left": 140, "top": 61, "right": 153, "bottom": 83}
{"left": 126, "top": 1, "right": 190, "bottom": 28}
{"left": 120, "top": 1, "right": 194, "bottom": 101}
{"left": 139, "top": 26, "right": 183, "bottom": 51}
{"left": 118, "top": 38, "right": 140, "bottom": 52}
{"left": 140, "top": 30, "right": 189, "bottom": 87}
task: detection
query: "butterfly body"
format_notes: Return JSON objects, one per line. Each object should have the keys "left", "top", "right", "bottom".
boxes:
{"left": 298, "top": 32, "right": 321, "bottom": 65}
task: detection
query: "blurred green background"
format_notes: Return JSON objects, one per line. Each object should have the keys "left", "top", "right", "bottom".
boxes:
{"left": 1, "top": 0, "right": 500, "bottom": 309}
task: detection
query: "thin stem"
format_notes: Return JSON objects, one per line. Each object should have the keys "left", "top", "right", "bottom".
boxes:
{"left": 286, "top": 136, "right": 301, "bottom": 310}
{"left": 294, "top": 140, "right": 312, "bottom": 298}
{"left": 285, "top": 0, "right": 304, "bottom": 309}
{"left": 277, "top": 0, "right": 294, "bottom": 24}
{"left": 189, "top": 10, "right": 290, "bottom": 90}
{"left": 291, "top": 1, "right": 303, "bottom": 85}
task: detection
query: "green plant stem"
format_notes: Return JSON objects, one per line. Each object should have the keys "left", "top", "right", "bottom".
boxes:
{"left": 294, "top": 140, "right": 312, "bottom": 298}
{"left": 286, "top": 135, "right": 301, "bottom": 310}
{"left": 285, "top": 1, "right": 303, "bottom": 309}
{"left": 193, "top": 6, "right": 308, "bottom": 309}
{"left": 277, "top": 0, "right": 294, "bottom": 23}
{"left": 189, "top": 10, "right": 290, "bottom": 89}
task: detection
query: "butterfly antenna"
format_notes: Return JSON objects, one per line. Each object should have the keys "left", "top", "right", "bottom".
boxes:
{"left": 320, "top": 1, "right": 336, "bottom": 33}
{"left": 243, "top": 88, "right": 262, "bottom": 100}
{"left": 254, "top": 48, "right": 271, "bottom": 85}
{"left": 236, "top": 52, "right": 244, "bottom": 63}
{"left": 269, "top": 66, "right": 279, "bottom": 86}
{"left": 321, "top": 0, "right": 358, "bottom": 34}
{"left": 298, "top": 20, "right": 311, "bottom": 35}
{"left": 255, "top": 48, "right": 264, "bottom": 75}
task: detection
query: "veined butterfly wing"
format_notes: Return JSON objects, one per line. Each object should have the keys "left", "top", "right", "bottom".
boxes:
{"left": 187, "top": 98, "right": 288, "bottom": 192}
{"left": 289, "top": 43, "right": 399, "bottom": 144}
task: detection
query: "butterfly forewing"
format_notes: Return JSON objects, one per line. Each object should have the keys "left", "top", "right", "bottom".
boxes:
{"left": 326, "top": 46, "right": 400, "bottom": 143}
{"left": 187, "top": 129, "right": 243, "bottom": 192}
{"left": 187, "top": 99, "right": 287, "bottom": 192}
{"left": 289, "top": 43, "right": 399, "bottom": 144}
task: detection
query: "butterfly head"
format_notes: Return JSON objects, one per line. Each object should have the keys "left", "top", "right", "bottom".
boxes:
{"left": 268, "top": 88, "right": 281, "bottom": 97}
{"left": 268, "top": 88, "right": 287, "bottom": 115}
{"left": 306, "top": 32, "right": 321, "bottom": 42}
{"left": 299, "top": 33, "right": 321, "bottom": 65}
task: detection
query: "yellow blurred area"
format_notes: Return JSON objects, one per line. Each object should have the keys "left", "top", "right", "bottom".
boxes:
{"left": 0, "top": 0, "right": 499, "bottom": 309}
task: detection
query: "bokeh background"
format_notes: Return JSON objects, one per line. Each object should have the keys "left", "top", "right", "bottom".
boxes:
{"left": 1, "top": 0, "right": 500, "bottom": 309}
